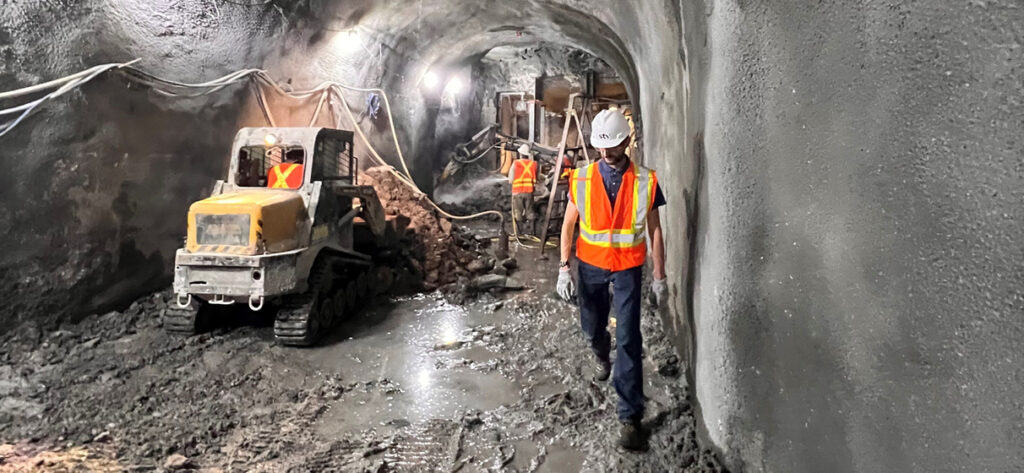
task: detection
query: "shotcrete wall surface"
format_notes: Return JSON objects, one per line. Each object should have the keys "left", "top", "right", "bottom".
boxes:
{"left": 696, "top": 1, "right": 1024, "bottom": 472}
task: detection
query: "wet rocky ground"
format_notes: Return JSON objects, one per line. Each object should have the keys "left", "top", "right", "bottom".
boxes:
{"left": 0, "top": 230, "right": 726, "bottom": 472}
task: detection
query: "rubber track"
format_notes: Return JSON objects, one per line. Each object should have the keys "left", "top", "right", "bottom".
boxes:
{"left": 272, "top": 262, "right": 324, "bottom": 346}
{"left": 168, "top": 257, "right": 388, "bottom": 344}
{"left": 163, "top": 306, "right": 199, "bottom": 334}
{"left": 273, "top": 258, "right": 371, "bottom": 346}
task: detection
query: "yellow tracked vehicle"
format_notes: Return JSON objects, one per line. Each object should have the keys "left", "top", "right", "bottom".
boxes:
{"left": 167, "top": 127, "right": 394, "bottom": 346}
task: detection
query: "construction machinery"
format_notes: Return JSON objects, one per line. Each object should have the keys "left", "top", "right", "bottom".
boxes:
{"left": 167, "top": 127, "right": 395, "bottom": 346}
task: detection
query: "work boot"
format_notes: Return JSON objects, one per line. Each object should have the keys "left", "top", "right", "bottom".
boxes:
{"left": 594, "top": 357, "right": 611, "bottom": 382}
{"left": 618, "top": 416, "right": 646, "bottom": 451}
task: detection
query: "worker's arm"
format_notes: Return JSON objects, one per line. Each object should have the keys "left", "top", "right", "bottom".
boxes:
{"left": 508, "top": 166, "right": 515, "bottom": 180}
{"left": 647, "top": 207, "right": 666, "bottom": 280}
{"left": 534, "top": 175, "right": 548, "bottom": 200}
{"left": 560, "top": 200, "right": 579, "bottom": 264}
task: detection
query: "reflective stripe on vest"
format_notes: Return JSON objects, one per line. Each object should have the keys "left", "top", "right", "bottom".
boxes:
{"left": 268, "top": 163, "right": 303, "bottom": 189}
{"left": 511, "top": 159, "right": 537, "bottom": 194}
{"left": 570, "top": 162, "right": 657, "bottom": 271}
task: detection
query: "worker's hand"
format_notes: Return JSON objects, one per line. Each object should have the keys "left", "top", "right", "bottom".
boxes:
{"left": 556, "top": 267, "right": 576, "bottom": 302}
{"left": 652, "top": 278, "right": 668, "bottom": 308}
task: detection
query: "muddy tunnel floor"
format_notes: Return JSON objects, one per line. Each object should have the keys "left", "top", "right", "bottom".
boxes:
{"left": 0, "top": 226, "right": 725, "bottom": 473}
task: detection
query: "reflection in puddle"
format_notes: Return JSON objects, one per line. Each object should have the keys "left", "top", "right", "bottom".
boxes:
{"left": 312, "top": 294, "right": 518, "bottom": 436}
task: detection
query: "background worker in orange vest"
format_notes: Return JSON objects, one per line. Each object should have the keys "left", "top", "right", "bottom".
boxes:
{"left": 559, "top": 154, "right": 574, "bottom": 181}
{"left": 555, "top": 109, "right": 667, "bottom": 451}
{"left": 508, "top": 143, "right": 539, "bottom": 235}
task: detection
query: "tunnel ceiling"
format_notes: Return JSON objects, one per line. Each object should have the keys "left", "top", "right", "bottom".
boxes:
{"left": 250, "top": 0, "right": 648, "bottom": 196}
{"left": 275, "top": 0, "right": 640, "bottom": 112}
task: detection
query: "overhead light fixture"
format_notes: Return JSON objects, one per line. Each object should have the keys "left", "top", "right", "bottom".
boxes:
{"left": 264, "top": 133, "right": 279, "bottom": 147}
{"left": 423, "top": 70, "right": 440, "bottom": 89}
{"left": 446, "top": 77, "right": 463, "bottom": 95}
{"left": 333, "top": 28, "right": 362, "bottom": 54}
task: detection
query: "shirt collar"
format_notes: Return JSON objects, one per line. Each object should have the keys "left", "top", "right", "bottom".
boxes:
{"left": 599, "top": 158, "right": 630, "bottom": 174}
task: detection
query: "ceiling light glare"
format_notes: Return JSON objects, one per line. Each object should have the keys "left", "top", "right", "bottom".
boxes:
{"left": 423, "top": 71, "right": 440, "bottom": 89}
{"left": 333, "top": 29, "right": 362, "bottom": 54}
{"left": 446, "top": 77, "right": 463, "bottom": 94}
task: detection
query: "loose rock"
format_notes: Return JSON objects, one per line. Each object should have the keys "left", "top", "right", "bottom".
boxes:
{"left": 163, "top": 453, "right": 191, "bottom": 470}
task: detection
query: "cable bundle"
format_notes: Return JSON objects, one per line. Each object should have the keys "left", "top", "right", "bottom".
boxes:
{"left": 0, "top": 60, "right": 141, "bottom": 139}
{"left": 0, "top": 60, "right": 507, "bottom": 227}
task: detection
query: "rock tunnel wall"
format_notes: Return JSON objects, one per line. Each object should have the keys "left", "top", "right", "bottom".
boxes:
{"left": 1, "top": 1, "right": 1022, "bottom": 472}
{"left": 0, "top": 1, "right": 285, "bottom": 326}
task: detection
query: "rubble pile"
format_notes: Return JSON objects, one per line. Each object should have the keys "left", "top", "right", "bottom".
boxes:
{"left": 361, "top": 166, "right": 493, "bottom": 290}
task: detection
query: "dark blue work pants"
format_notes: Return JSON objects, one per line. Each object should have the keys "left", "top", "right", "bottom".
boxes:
{"left": 577, "top": 260, "right": 644, "bottom": 420}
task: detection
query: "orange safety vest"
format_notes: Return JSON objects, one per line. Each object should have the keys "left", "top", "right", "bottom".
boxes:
{"left": 560, "top": 156, "right": 574, "bottom": 180}
{"left": 267, "top": 163, "right": 304, "bottom": 189}
{"left": 570, "top": 162, "right": 658, "bottom": 271}
{"left": 511, "top": 159, "right": 538, "bottom": 194}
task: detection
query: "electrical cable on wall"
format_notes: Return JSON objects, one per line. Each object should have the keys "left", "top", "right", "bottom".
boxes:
{"left": 0, "top": 60, "right": 506, "bottom": 228}
{"left": 0, "top": 60, "right": 141, "bottom": 138}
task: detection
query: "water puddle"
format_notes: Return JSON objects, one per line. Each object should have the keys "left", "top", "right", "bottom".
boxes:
{"left": 537, "top": 443, "right": 585, "bottom": 473}
{"left": 309, "top": 293, "right": 519, "bottom": 436}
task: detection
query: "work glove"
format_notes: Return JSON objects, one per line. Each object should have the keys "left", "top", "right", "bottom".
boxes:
{"left": 652, "top": 278, "right": 668, "bottom": 308}
{"left": 556, "top": 268, "right": 576, "bottom": 302}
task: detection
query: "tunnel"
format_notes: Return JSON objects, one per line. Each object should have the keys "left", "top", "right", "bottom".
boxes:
{"left": 1, "top": 1, "right": 1022, "bottom": 472}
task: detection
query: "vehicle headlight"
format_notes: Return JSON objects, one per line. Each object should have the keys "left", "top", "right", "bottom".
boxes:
{"left": 195, "top": 214, "right": 251, "bottom": 247}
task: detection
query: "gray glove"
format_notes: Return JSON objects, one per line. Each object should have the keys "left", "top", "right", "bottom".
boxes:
{"left": 652, "top": 278, "right": 668, "bottom": 308}
{"left": 556, "top": 268, "right": 576, "bottom": 302}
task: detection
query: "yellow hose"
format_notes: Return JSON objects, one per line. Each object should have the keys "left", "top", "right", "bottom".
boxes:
{"left": 509, "top": 191, "right": 557, "bottom": 249}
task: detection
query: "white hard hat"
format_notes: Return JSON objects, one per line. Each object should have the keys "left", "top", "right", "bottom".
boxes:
{"left": 517, "top": 143, "right": 531, "bottom": 155}
{"left": 590, "top": 109, "right": 631, "bottom": 148}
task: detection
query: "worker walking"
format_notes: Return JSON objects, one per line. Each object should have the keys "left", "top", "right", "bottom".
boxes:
{"left": 555, "top": 109, "right": 668, "bottom": 451}
{"left": 509, "top": 143, "right": 539, "bottom": 235}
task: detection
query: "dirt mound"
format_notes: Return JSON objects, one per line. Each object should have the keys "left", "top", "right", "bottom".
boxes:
{"left": 0, "top": 443, "right": 122, "bottom": 472}
{"left": 361, "top": 166, "right": 489, "bottom": 289}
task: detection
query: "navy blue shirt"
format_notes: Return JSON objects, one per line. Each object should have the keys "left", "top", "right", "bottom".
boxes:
{"left": 598, "top": 159, "right": 666, "bottom": 209}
